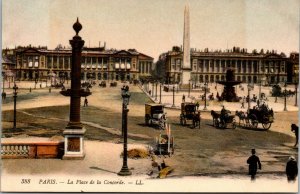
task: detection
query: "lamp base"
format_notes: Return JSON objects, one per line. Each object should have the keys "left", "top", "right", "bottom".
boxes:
{"left": 117, "top": 166, "right": 132, "bottom": 176}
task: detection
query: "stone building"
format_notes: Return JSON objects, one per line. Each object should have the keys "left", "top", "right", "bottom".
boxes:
{"left": 286, "top": 52, "right": 299, "bottom": 83}
{"left": 12, "top": 45, "right": 153, "bottom": 82}
{"left": 157, "top": 46, "right": 296, "bottom": 85}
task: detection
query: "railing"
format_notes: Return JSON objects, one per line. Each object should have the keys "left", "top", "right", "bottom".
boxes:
{"left": 1, "top": 144, "right": 30, "bottom": 158}
{"left": 1, "top": 141, "right": 64, "bottom": 159}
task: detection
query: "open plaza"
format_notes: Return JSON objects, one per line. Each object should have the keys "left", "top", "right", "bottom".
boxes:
{"left": 1, "top": 1, "right": 299, "bottom": 192}
{"left": 1, "top": 78, "right": 298, "bottom": 192}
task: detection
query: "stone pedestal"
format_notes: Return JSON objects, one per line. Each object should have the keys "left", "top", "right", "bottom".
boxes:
{"left": 62, "top": 128, "right": 86, "bottom": 160}
{"left": 181, "top": 70, "right": 191, "bottom": 85}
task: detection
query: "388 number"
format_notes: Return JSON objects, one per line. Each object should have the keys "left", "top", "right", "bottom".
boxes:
{"left": 21, "top": 179, "right": 31, "bottom": 184}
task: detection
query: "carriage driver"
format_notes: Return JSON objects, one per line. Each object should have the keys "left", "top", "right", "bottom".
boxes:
{"left": 220, "top": 106, "right": 230, "bottom": 123}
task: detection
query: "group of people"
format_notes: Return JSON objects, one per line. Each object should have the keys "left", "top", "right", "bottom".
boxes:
{"left": 247, "top": 148, "right": 298, "bottom": 182}
{"left": 247, "top": 123, "right": 298, "bottom": 181}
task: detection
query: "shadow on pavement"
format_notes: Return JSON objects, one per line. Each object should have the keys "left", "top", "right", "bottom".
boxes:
{"left": 89, "top": 166, "right": 117, "bottom": 174}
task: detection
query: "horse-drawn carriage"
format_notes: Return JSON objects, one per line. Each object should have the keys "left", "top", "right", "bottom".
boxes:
{"left": 110, "top": 82, "right": 118, "bottom": 87}
{"left": 211, "top": 109, "right": 237, "bottom": 129}
{"left": 180, "top": 102, "right": 201, "bottom": 128}
{"left": 247, "top": 105, "right": 274, "bottom": 130}
{"left": 145, "top": 104, "right": 166, "bottom": 129}
{"left": 99, "top": 81, "right": 106, "bottom": 87}
{"left": 236, "top": 104, "right": 274, "bottom": 130}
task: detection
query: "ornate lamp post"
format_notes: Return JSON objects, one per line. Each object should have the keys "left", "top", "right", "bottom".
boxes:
{"left": 284, "top": 82, "right": 287, "bottom": 111}
{"left": 172, "top": 85, "right": 175, "bottom": 107}
{"left": 60, "top": 18, "right": 91, "bottom": 159}
{"left": 13, "top": 83, "right": 18, "bottom": 129}
{"left": 118, "top": 85, "right": 132, "bottom": 176}
{"left": 203, "top": 82, "right": 207, "bottom": 110}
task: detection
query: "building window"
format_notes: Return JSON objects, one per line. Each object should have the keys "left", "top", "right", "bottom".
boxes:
{"left": 53, "top": 56, "right": 58, "bottom": 68}
{"left": 59, "top": 57, "right": 63, "bottom": 69}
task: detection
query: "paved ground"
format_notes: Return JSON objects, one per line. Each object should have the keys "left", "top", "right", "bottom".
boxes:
{"left": 1, "top": 81, "right": 298, "bottom": 192}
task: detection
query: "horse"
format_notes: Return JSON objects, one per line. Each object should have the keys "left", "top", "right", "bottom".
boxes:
{"left": 235, "top": 111, "right": 247, "bottom": 126}
{"left": 192, "top": 111, "right": 201, "bottom": 129}
{"left": 211, "top": 110, "right": 220, "bottom": 126}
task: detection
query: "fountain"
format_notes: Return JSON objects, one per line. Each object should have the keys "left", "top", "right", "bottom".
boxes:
{"left": 218, "top": 68, "right": 241, "bottom": 102}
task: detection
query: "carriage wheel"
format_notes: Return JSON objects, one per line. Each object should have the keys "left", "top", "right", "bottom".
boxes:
{"left": 262, "top": 122, "right": 272, "bottom": 130}
{"left": 219, "top": 120, "right": 226, "bottom": 129}
{"left": 232, "top": 119, "right": 237, "bottom": 129}
{"left": 215, "top": 119, "right": 219, "bottom": 128}
{"left": 249, "top": 114, "right": 258, "bottom": 128}
{"left": 183, "top": 118, "right": 187, "bottom": 125}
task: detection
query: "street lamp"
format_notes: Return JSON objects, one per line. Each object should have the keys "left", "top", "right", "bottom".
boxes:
{"left": 188, "top": 80, "right": 191, "bottom": 97}
{"left": 159, "top": 82, "right": 162, "bottom": 104}
{"left": 259, "top": 78, "right": 262, "bottom": 100}
{"left": 151, "top": 82, "right": 154, "bottom": 97}
{"left": 247, "top": 84, "right": 251, "bottom": 111}
{"left": 284, "top": 82, "right": 287, "bottom": 111}
{"left": 295, "top": 82, "right": 298, "bottom": 107}
{"left": 34, "top": 77, "right": 38, "bottom": 89}
{"left": 2, "top": 72, "right": 5, "bottom": 95}
{"left": 13, "top": 83, "right": 18, "bottom": 129}
{"left": 118, "top": 85, "right": 132, "bottom": 176}
{"left": 172, "top": 85, "right": 175, "bottom": 107}
{"left": 155, "top": 81, "right": 158, "bottom": 101}
{"left": 203, "top": 82, "right": 208, "bottom": 110}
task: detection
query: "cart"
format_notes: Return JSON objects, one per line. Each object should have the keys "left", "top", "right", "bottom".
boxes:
{"left": 145, "top": 104, "right": 166, "bottom": 129}
{"left": 180, "top": 102, "right": 201, "bottom": 128}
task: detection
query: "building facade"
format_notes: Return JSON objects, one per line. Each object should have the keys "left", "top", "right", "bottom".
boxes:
{"left": 158, "top": 46, "right": 297, "bottom": 85}
{"left": 12, "top": 46, "right": 153, "bottom": 82}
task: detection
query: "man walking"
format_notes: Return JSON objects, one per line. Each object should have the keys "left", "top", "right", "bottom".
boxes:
{"left": 247, "top": 149, "right": 262, "bottom": 180}
{"left": 84, "top": 97, "right": 88, "bottom": 107}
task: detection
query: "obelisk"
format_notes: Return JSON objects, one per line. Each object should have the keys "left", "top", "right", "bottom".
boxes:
{"left": 181, "top": 5, "right": 191, "bottom": 86}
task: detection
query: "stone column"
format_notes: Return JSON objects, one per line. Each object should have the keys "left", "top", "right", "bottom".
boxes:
{"left": 51, "top": 56, "right": 54, "bottom": 69}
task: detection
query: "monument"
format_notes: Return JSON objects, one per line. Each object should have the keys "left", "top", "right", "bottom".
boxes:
{"left": 60, "top": 18, "right": 91, "bottom": 159}
{"left": 181, "top": 5, "right": 191, "bottom": 87}
{"left": 218, "top": 68, "right": 241, "bottom": 102}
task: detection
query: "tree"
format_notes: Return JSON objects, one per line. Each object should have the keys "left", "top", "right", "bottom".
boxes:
{"left": 271, "top": 84, "right": 282, "bottom": 102}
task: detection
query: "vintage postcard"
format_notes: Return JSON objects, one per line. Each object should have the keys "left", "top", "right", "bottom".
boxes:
{"left": 1, "top": 0, "right": 299, "bottom": 192}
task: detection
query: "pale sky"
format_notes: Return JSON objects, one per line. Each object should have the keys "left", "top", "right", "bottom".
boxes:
{"left": 2, "top": 0, "right": 299, "bottom": 60}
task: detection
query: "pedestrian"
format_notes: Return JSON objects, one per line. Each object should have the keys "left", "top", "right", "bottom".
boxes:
{"left": 247, "top": 149, "right": 262, "bottom": 180}
{"left": 84, "top": 97, "right": 88, "bottom": 107}
{"left": 257, "top": 99, "right": 260, "bottom": 107}
{"left": 182, "top": 94, "right": 185, "bottom": 102}
{"left": 196, "top": 101, "right": 199, "bottom": 110}
{"left": 291, "top": 124, "right": 298, "bottom": 147}
{"left": 286, "top": 156, "right": 298, "bottom": 182}
{"left": 241, "top": 101, "right": 245, "bottom": 109}
{"left": 2, "top": 92, "right": 6, "bottom": 100}
{"left": 29, "top": 87, "right": 32, "bottom": 93}
{"left": 40, "top": 83, "right": 42, "bottom": 88}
